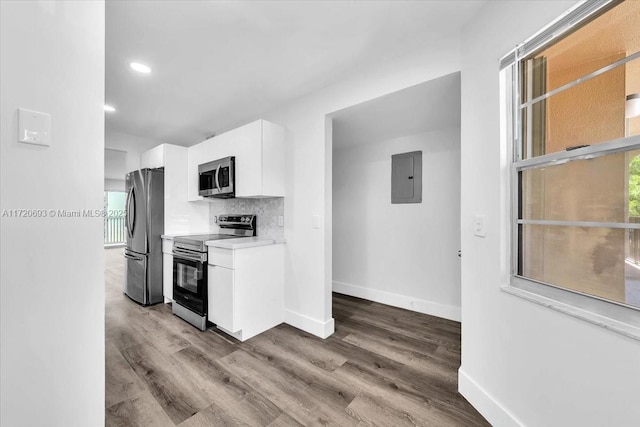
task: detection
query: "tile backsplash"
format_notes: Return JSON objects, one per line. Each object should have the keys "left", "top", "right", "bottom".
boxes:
{"left": 208, "top": 198, "right": 284, "bottom": 242}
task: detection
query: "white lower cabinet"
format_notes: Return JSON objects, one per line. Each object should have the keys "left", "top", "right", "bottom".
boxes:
{"left": 207, "top": 244, "right": 284, "bottom": 341}
{"left": 208, "top": 265, "right": 236, "bottom": 332}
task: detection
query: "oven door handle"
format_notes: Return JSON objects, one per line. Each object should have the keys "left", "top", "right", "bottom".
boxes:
{"left": 172, "top": 248, "right": 206, "bottom": 263}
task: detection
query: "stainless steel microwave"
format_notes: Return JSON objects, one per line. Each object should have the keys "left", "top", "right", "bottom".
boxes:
{"left": 198, "top": 156, "right": 235, "bottom": 198}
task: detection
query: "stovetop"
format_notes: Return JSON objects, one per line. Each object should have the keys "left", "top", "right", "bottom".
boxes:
{"left": 173, "top": 234, "right": 244, "bottom": 253}
{"left": 172, "top": 214, "right": 257, "bottom": 253}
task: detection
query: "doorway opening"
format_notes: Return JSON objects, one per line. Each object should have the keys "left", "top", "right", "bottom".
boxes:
{"left": 328, "top": 72, "right": 462, "bottom": 323}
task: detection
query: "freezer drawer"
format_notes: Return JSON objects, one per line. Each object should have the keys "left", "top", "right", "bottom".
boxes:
{"left": 124, "top": 249, "right": 148, "bottom": 305}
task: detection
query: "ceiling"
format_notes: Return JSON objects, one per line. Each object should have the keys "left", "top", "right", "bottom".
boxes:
{"left": 332, "top": 72, "right": 461, "bottom": 148}
{"left": 105, "top": 1, "right": 484, "bottom": 148}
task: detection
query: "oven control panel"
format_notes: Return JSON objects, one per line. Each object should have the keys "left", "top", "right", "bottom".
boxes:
{"left": 218, "top": 214, "right": 256, "bottom": 230}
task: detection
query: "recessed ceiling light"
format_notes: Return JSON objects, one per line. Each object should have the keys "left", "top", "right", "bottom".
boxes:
{"left": 104, "top": 104, "right": 116, "bottom": 112}
{"left": 130, "top": 62, "right": 151, "bottom": 74}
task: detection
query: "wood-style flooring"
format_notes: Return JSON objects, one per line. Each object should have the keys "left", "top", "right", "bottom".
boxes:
{"left": 105, "top": 248, "right": 489, "bottom": 426}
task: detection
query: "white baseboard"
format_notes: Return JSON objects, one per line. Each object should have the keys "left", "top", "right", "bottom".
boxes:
{"left": 458, "top": 368, "right": 522, "bottom": 427}
{"left": 332, "top": 280, "right": 461, "bottom": 322}
{"left": 284, "top": 309, "right": 335, "bottom": 339}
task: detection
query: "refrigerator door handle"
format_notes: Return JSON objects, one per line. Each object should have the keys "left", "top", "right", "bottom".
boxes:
{"left": 124, "top": 251, "right": 143, "bottom": 261}
{"left": 125, "top": 187, "right": 133, "bottom": 239}
{"left": 128, "top": 186, "right": 137, "bottom": 237}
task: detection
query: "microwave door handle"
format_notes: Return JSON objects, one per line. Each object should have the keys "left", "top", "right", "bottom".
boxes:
{"left": 215, "top": 164, "right": 221, "bottom": 193}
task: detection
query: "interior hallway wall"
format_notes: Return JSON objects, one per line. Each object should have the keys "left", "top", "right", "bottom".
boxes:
{"left": 333, "top": 128, "right": 461, "bottom": 320}
{"left": 106, "top": 129, "right": 161, "bottom": 175}
{"left": 0, "top": 1, "right": 106, "bottom": 425}
{"left": 105, "top": 148, "right": 127, "bottom": 191}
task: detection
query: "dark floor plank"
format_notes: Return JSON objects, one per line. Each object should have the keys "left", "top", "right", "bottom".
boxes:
{"left": 105, "top": 342, "right": 146, "bottom": 408}
{"left": 343, "top": 309, "right": 463, "bottom": 352}
{"left": 236, "top": 332, "right": 357, "bottom": 410}
{"left": 171, "top": 344, "right": 283, "bottom": 424}
{"left": 147, "top": 305, "right": 238, "bottom": 360}
{"left": 336, "top": 361, "right": 478, "bottom": 426}
{"left": 336, "top": 315, "right": 461, "bottom": 374}
{"left": 106, "top": 390, "right": 175, "bottom": 427}
{"left": 218, "top": 349, "right": 361, "bottom": 426}
{"left": 266, "top": 413, "right": 305, "bottom": 427}
{"left": 346, "top": 394, "right": 428, "bottom": 427}
{"left": 331, "top": 345, "right": 488, "bottom": 427}
{"left": 178, "top": 392, "right": 282, "bottom": 427}
{"left": 120, "top": 343, "right": 210, "bottom": 424}
{"left": 247, "top": 324, "right": 349, "bottom": 372}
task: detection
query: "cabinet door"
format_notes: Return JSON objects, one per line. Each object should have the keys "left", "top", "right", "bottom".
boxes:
{"left": 208, "top": 265, "right": 237, "bottom": 331}
{"left": 232, "top": 120, "right": 262, "bottom": 197}
{"left": 141, "top": 144, "right": 165, "bottom": 169}
{"left": 163, "top": 253, "right": 173, "bottom": 301}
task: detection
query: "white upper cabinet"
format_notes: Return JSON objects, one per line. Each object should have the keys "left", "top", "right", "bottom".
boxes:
{"left": 187, "top": 119, "right": 285, "bottom": 201}
{"left": 140, "top": 144, "right": 165, "bottom": 170}
{"left": 140, "top": 143, "right": 210, "bottom": 234}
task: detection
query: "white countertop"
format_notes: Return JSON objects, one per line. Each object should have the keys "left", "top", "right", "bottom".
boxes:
{"left": 162, "top": 233, "right": 283, "bottom": 249}
{"left": 205, "top": 237, "right": 283, "bottom": 249}
{"left": 161, "top": 233, "right": 210, "bottom": 240}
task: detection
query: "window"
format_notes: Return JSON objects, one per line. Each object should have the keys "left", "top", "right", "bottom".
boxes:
{"left": 503, "top": 0, "right": 640, "bottom": 311}
{"left": 104, "top": 191, "right": 126, "bottom": 245}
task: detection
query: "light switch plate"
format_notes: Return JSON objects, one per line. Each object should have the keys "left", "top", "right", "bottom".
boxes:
{"left": 312, "top": 214, "right": 321, "bottom": 229}
{"left": 18, "top": 108, "right": 51, "bottom": 147}
{"left": 474, "top": 214, "right": 486, "bottom": 237}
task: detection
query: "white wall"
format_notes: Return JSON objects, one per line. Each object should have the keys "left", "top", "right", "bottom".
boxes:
{"left": 164, "top": 144, "right": 210, "bottom": 233}
{"left": 459, "top": 2, "right": 640, "bottom": 426}
{"left": 106, "top": 129, "right": 160, "bottom": 174}
{"left": 0, "top": 1, "right": 105, "bottom": 426}
{"left": 105, "top": 148, "right": 127, "bottom": 191}
{"left": 333, "top": 128, "right": 461, "bottom": 321}
{"left": 140, "top": 143, "right": 210, "bottom": 234}
{"left": 105, "top": 178, "right": 126, "bottom": 192}
{"left": 262, "top": 36, "right": 462, "bottom": 337}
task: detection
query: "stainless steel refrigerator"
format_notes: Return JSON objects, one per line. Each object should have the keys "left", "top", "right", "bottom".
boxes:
{"left": 124, "top": 168, "right": 164, "bottom": 305}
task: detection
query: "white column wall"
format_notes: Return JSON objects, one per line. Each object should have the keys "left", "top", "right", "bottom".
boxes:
{"left": 0, "top": 1, "right": 106, "bottom": 425}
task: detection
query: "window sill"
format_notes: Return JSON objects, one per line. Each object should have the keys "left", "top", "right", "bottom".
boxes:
{"left": 501, "top": 278, "right": 640, "bottom": 341}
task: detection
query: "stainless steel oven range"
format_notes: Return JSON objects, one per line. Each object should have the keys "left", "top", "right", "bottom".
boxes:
{"left": 171, "top": 214, "right": 256, "bottom": 330}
